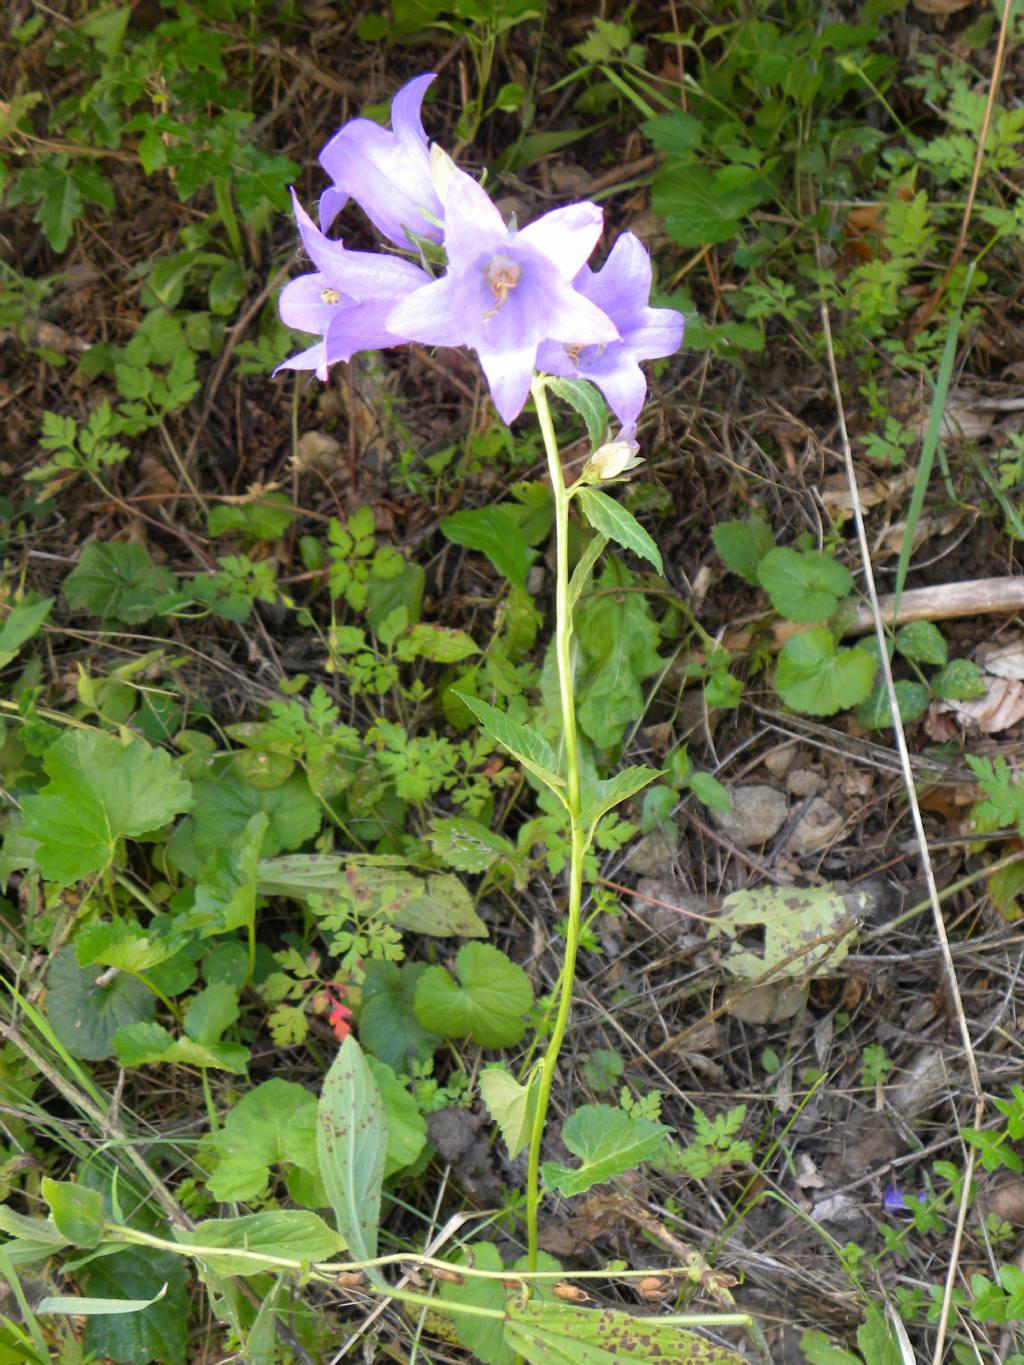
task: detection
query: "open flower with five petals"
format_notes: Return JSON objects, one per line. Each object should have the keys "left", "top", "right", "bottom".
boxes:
{"left": 535, "top": 232, "right": 684, "bottom": 428}
{"left": 318, "top": 73, "right": 444, "bottom": 248}
{"left": 275, "top": 190, "right": 430, "bottom": 379}
{"left": 386, "top": 167, "right": 620, "bottom": 423}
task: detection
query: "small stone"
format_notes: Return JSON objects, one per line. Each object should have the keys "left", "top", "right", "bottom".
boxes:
{"left": 786, "top": 767, "right": 824, "bottom": 797}
{"left": 623, "top": 828, "right": 680, "bottom": 875}
{"left": 762, "top": 743, "right": 798, "bottom": 779}
{"left": 711, "top": 784, "right": 788, "bottom": 847}
{"left": 786, "top": 798, "right": 844, "bottom": 854}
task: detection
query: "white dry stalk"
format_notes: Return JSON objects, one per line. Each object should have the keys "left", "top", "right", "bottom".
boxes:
{"left": 817, "top": 293, "right": 983, "bottom": 1365}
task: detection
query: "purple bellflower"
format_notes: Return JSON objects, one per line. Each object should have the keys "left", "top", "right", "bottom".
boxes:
{"left": 536, "top": 232, "right": 684, "bottom": 428}
{"left": 275, "top": 190, "right": 430, "bottom": 380}
{"left": 386, "top": 167, "right": 620, "bottom": 423}
{"left": 318, "top": 73, "right": 444, "bottom": 248}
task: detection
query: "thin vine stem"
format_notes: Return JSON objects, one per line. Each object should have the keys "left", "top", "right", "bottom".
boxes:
{"left": 524, "top": 376, "right": 586, "bottom": 1275}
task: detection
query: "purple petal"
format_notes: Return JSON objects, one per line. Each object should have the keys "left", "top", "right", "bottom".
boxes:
{"left": 440, "top": 169, "right": 508, "bottom": 260}
{"left": 317, "top": 75, "right": 443, "bottom": 247}
{"left": 540, "top": 276, "right": 620, "bottom": 346}
{"left": 319, "top": 185, "right": 349, "bottom": 235}
{"left": 323, "top": 298, "right": 415, "bottom": 363}
{"left": 475, "top": 341, "right": 537, "bottom": 423}
{"left": 579, "top": 232, "right": 652, "bottom": 316}
{"left": 622, "top": 305, "right": 685, "bottom": 360}
{"left": 386, "top": 275, "right": 473, "bottom": 347}
{"left": 274, "top": 339, "right": 329, "bottom": 381}
{"left": 389, "top": 73, "right": 435, "bottom": 148}
{"left": 291, "top": 191, "right": 430, "bottom": 298}
{"left": 278, "top": 273, "right": 343, "bottom": 335}
{"left": 518, "top": 201, "right": 604, "bottom": 279}
{"left": 584, "top": 354, "right": 648, "bottom": 427}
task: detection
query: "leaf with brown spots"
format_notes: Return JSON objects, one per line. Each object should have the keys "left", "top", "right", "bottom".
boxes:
{"left": 316, "top": 1036, "right": 386, "bottom": 1286}
{"left": 502, "top": 1300, "right": 748, "bottom": 1363}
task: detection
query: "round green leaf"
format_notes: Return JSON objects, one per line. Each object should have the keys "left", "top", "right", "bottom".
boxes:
{"left": 855, "top": 680, "right": 931, "bottom": 730}
{"left": 757, "top": 547, "right": 853, "bottom": 623}
{"left": 775, "top": 629, "right": 875, "bottom": 716}
{"left": 895, "top": 620, "right": 947, "bottom": 667}
{"left": 932, "top": 658, "right": 987, "bottom": 701}
{"left": 414, "top": 943, "right": 533, "bottom": 1048}
{"left": 46, "top": 946, "right": 156, "bottom": 1061}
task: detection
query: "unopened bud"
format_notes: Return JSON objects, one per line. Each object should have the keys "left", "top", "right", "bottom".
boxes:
{"left": 430, "top": 144, "right": 457, "bottom": 202}
{"left": 583, "top": 437, "right": 642, "bottom": 483}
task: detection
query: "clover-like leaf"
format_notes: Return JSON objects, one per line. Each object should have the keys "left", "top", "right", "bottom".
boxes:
{"left": 414, "top": 943, "right": 533, "bottom": 1048}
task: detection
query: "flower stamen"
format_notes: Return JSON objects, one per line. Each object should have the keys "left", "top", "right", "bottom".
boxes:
{"left": 320, "top": 287, "right": 341, "bottom": 305}
{"left": 483, "top": 255, "right": 521, "bottom": 319}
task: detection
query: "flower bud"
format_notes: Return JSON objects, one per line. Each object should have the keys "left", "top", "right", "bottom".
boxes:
{"left": 582, "top": 435, "right": 643, "bottom": 483}
{"left": 430, "top": 143, "right": 458, "bottom": 203}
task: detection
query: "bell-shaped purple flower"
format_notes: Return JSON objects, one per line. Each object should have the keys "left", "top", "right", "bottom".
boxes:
{"left": 276, "top": 190, "right": 430, "bottom": 379}
{"left": 386, "top": 168, "right": 619, "bottom": 424}
{"left": 536, "top": 232, "right": 684, "bottom": 427}
{"left": 318, "top": 73, "right": 444, "bottom": 248}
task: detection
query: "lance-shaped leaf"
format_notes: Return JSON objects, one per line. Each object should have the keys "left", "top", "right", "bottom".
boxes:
{"left": 503, "top": 1300, "right": 748, "bottom": 1363}
{"left": 316, "top": 1036, "right": 387, "bottom": 1285}
{"left": 575, "top": 487, "right": 662, "bottom": 573}
{"left": 582, "top": 766, "right": 662, "bottom": 832}
{"left": 547, "top": 377, "right": 609, "bottom": 448}
{"left": 453, "top": 691, "right": 565, "bottom": 795}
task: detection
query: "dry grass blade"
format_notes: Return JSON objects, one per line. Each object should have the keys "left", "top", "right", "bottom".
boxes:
{"left": 817, "top": 284, "right": 983, "bottom": 1365}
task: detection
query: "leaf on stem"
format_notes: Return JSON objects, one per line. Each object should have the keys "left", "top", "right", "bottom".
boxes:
{"left": 453, "top": 691, "right": 565, "bottom": 794}
{"left": 581, "top": 765, "right": 663, "bottom": 831}
{"left": 575, "top": 487, "right": 663, "bottom": 573}
{"left": 547, "top": 377, "right": 609, "bottom": 448}
{"left": 503, "top": 1299, "right": 748, "bottom": 1363}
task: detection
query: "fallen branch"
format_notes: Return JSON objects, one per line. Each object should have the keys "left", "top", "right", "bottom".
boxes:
{"left": 719, "top": 576, "right": 1024, "bottom": 656}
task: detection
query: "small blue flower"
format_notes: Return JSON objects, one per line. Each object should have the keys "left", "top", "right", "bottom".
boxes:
{"left": 386, "top": 167, "right": 619, "bottom": 423}
{"left": 318, "top": 73, "right": 443, "bottom": 248}
{"left": 275, "top": 190, "right": 430, "bottom": 379}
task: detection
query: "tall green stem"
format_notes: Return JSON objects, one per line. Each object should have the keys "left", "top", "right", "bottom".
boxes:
{"left": 525, "top": 377, "right": 586, "bottom": 1273}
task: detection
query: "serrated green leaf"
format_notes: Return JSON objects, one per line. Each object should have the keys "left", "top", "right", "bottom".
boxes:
{"left": 441, "top": 506, "right": 535, "bottom": 587}
{"left": 547, "top": 378, "right": 609, "bottom": 448}
{"left": 64, "top": 541, "right": 177, "bottom": 625}
{"left": 454, "top": 691, "right": 564, "bottom": 792}
{"left": 894, "top": 619, "right": 947, "bottom": 666}
{"left": 652, "top": 161, "right": 771, "bottom": 248}
{"left": 582, "top": 766, "right": 662, "bottom": 831}
{"left": 757, "top": 547, "right": 853, "bottom": 623}
{"left": 173, "top": 812, "right": 266, "bottom": 939}
{"left": 855, "top": 680, "right": 931, "bottom": 729}
{"left": 184, "top": 982, "right": 240, "bottom": 1047}
{"left": 576, "top": 559, "right": 664, "bottom": 748}
{"left": 503, "top": 1300, "right": 747, "bottom": 1364}
{"left": 317, "top": 1037, "right": 387, "bottom": 1282}
{"left": 541, "top": 1104, "right": 669, "bottom": 1197}
{"left": 203, "top": 1078, "right": 322, "bottom": 1204}
{"left": 45, "top": 946, "right": 155, "bottom": 1060}
{"left": 439, "top": 1241, "right": 513, "bottom": 1365}
{"left": 414, "top": 943, "right": 533, "bottom": 1048}
{"left": 567, "top": 533, "right": 609, "bottom": 616}
{"left": 180, "top": 1211, "right": 344, "bottom": 1277}
{"left": 398, "top": 622, "right": 478, "bottom": 663}
{"left": 576, "top": 487, "right": 662, "bottom": 573}
{"left": 21, "top": 730, "right": 192, "bottom": 884}
{"left": 427, "top": 816, "right": 521, "bottom": 878}
{"left": 480, "top": 1066, "right": 540, "bottom": 1160}
{"left": 359, "top": 960, "right": 442, "bottom": 1074}
{"left": 775, "top": 629, "right": 875, "bottom": 716}
{"left": 74, "top": 920, "right": 179, "bottom": 975}
{"left": 712, "top": 517, "right": 775, "bottom": 585}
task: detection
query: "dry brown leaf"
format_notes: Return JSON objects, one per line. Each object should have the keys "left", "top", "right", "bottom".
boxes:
{"left": 940, "top": 677, "right": 1024, "bottom": 734}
